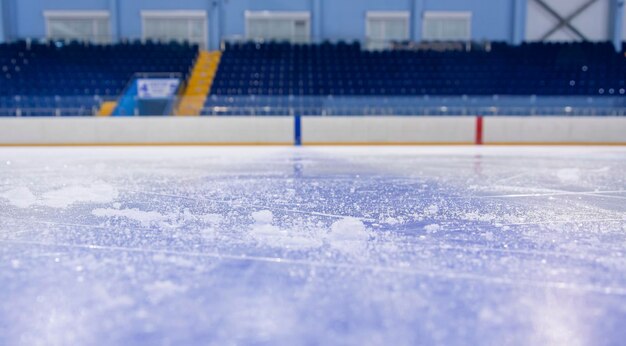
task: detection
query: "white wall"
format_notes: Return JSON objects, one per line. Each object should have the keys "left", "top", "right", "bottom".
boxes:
{"left": 0, "top": 117, "right": 293, "bottom": 145}
{"left": 483, "top": 116, "right": 626, "bottom": 143}
{"left": 526, "top": 0, "right": 610, "bottom": 41}
{"left": 302, "top": 116, "right": 475, "bottom": 144}
{"left": 1, "top": 116, "right": 625, "bottom": 145}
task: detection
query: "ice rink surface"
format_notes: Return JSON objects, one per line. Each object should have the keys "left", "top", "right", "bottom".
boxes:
{"left": 1, "top": 145, "right": 626, "bottom": 345}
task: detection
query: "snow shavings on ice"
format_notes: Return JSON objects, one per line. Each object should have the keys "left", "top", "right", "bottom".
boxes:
{"left": 0, "top": 182, "right": 118, "bottom": 208}
{"left": 327, "top": 217, "right": 370, "bottom": 254}
{"left": 251, "top": 210, "right": 274, "bottom": 224}
{"left": 424, "top": 204, "right": 439, "bottom": 216}
{"left": 246, "top": 210, "right": 372, "bottom": 254}
{"left": 328, "top": 217, "right": 369, "bottom": 243}
{"left": 92, "top": 208, "right": 169, "bottom": 227}
{"left": 423, "top": 224, "right": 441, "bottom": 233}
{"left": 556, "top": 168, "right": 581, "bottom": 184}
{"left": 92, "top": 207, "right": 223, "bottom": 229}
{"left": 143, "top": 280, "right": 188, "bottom": 304}
{"left": 249, "top": 210, "right": 324, "bottom": 250}
{"left": 0, "top": 187, "right": 37, "bottom": 208}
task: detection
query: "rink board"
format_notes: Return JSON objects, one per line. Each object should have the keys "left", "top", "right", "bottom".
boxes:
{"left": 484, "top": 116, "right": 626, "bottom": 144}
{"left": 0, "top": 116, "right": 293, "bottom": 145}
{"left": 0, "top": 115, "right": 625, "bottom": 145}
{"left": 301, "top": 116, "right": 476, "bottom": 144}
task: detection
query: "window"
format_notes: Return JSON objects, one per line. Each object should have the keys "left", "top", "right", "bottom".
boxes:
{"left": 422, "top": 11, "right": 471, "bottom": 41}
{"left": 44, "top": 11, "right": 110, "bottom": 44}
{"left": 366, "top": 12, "right": 410, "bottom": 50}
{"left": 246, "top": 11, "right": 310, "bottom": 43}
{"left": 142, "top": 11, "right": 207, "bottom": 49}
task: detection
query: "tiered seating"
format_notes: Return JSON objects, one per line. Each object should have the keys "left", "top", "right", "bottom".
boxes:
{"left": 210, "top": 41, "right": 626, "bottom": 97}
{"left": 201, "top": 95, "right": 626, "bottom": 116}
{"left": 0, "top": 95, "right": 100, "bottom": 116}
{"left": 0, "top": 40, "right": 198, "bottom": 116}
{"left": 204, "top": 40, "right": 626, "bottom": 115}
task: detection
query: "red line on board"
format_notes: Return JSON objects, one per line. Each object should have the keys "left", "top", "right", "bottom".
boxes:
{"left": 475, "top": 116, "right": 483, "bottom": 145}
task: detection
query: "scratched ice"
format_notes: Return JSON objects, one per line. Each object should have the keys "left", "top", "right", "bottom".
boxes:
{"left": 1, "top": 146, "right": 626, "bottom": 345}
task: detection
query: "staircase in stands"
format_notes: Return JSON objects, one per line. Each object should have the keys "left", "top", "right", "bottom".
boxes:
{"left": 176, "top": 51, "right": 221, "bottom": 115}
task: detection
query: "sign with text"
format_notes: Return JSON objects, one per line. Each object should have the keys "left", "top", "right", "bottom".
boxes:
{"left": 137, "top": 78, "right": 180, "bottom": 99}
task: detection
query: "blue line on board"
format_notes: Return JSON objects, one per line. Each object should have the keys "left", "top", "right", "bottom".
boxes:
{"left": 294, "top": 115, "right": 302, "bottom": 146}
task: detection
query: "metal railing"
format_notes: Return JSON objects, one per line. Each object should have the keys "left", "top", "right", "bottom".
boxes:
{"left": 2, "top": 95, "right": 626, "bottom": 117}
{"left": 199, "top": 95, "right": 626, "bottom": 116}
{"left": 220, "top": 36, "right": 477, "bottom": 52}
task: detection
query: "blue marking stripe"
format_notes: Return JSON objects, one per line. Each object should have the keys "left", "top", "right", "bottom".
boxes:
{"left": 294, "top": 115, "right": 302, "bottom": 146}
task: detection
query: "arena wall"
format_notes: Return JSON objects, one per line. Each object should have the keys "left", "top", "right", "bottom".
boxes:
{"left": 0, "top": 0, "right": 530, "bottom": 49}
{"left": 301, "top": 116, "right": 476, "bottom": 144}
{"left": 1, "top": 116, "right": 625, "bottom": 146}
{"left": 483, "top": 116, "right": 626, "bottom": 144}
{"left": 0, "top": 117, "right": 294, "bottom": 145}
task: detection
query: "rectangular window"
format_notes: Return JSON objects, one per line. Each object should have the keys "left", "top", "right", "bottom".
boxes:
{"left": 246, "top": 11, "right": 311, "bottom": 43}
{"left": 366, "top": 12, "right": 410, "bottom": 50}
{"left": 422, "top": 11, "right": 472, "bottom": 41}
{"left": 142, "top": 11, "right": 207, "bottom": 49}
{"left": 44, "top": 11, "right": 110, "bottom": 44}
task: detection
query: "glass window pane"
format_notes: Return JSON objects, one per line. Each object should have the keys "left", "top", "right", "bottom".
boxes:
{"left": 49, "top": 19, "right": 93, "bottom": 41}
{"left": 385, "top": 20, "right": 407, "bottom": 40}
{"left": 442, "top": 19, "right": 467, "bottom": 40}
{"left": 144, "top": 16, "right": 206, "bottom": 48}
{"left": 249, "top": 19, "right": 265, "bottom": 39}
{"left": 367, "top": 17, "right": 408, "bottom": 50}
{"left": 95, "top": 18, "right": 110, "bottom": 43}
{"left": 369, "top": 20, "right": 384, "bottom": 40}
{"left": 269, "top": 19, "right": 291, "bottom": 40}
{"left": 293, "top": 20, "right": 307, "bottom": 42}
{"left": 247, "top": 15, "right": 310, "bottom": 43}
{"left": 48, "top": 16, "right": 110, "bottom": 43}
{"left": 190, "top": 19, "right": 204, "bottom": 42}
{"left": 423, "top": 15, "right": 470, "bottom": 41}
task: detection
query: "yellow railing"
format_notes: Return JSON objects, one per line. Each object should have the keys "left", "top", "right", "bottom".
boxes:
{"left": 97, "top": 101, "right": 117, "bottom": 116}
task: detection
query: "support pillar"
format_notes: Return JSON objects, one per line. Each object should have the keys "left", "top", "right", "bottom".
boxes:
{"left": 108, "top": 0, "right": 119, "bottom": 42}
{"left": 312, "top": 0, "right": 322, "bottom": 41}
{"left": 209, "top": 0, "right": 220, "bottom": 50}
{"left": 412, "top": 0, "right": 423, "bottom": 42}
{"left": 0, "top": 0, "right": 5, "bottom": 42}
{"left": 513, "top": 0, "right": 527, "bottom": 45}
{"left": 611, "top": 0, "right": 624, "bottom": 51}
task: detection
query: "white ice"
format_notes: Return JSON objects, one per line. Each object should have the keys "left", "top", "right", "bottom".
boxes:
{"left": 0, "top": 146, "right": 625, "bottom": 345}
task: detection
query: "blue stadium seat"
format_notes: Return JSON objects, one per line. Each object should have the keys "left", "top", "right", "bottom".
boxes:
{"left": 0, "top": 40, "right": 198, "bottom": 116}
{"left": 202, "top": 40, "right": 626, "bottom": 115}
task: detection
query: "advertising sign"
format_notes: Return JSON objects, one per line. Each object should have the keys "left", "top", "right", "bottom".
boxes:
{"left": 137, "top": 78, "right": 180, "bottom": 99}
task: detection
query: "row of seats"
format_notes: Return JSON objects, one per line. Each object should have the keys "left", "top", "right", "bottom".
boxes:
{"left": 203, "top": 95, "right": 626, "bottom": 106}
{"left": 200, "top": 106, "right": 626, "bottom": 116}
{"left": 200, "top": 94, "right": 626, "bottom": 116}
{"left": 0, "top": 96, "right": 102, "bottom": 108}
{"left": 0, "top": 109, "right": 95, "bottom": 117}
{"left": 1, "top": 40, "right": 198, "bottom": 116}
{"left": 2, "top": 39, "right": 625, "bottom": 116}
{"left": 210, "top": 41, "right": 626, "bottom": 98}
{"left": 1, "top": 41, "right": 197, "bottom": 94}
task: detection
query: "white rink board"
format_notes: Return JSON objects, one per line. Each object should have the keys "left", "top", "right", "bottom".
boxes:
{"left": 302, "top": 116, "right": 476, "bottom": 144}
{"left": 0, "top": 117, "right": 293, "bottom": 144}
{"left": 0, "top": 115, "right": 625, "bottom": 145}
{"left": 483, "top": 117, "right": 626, "bottom": 144}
